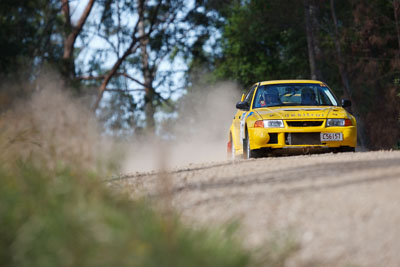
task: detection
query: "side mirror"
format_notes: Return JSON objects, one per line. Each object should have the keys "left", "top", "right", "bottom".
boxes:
{"left": 240, "top": 94, "right": 245, "bottom": 102}
{"left": 342, "top": 99, "right": 351, "bottom": 108}
{"left": 236, "top": 101, "right": 249, "bottom": 110}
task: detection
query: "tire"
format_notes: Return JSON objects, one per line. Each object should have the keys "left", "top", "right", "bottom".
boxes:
{"left": 243, "top": 130, "right": 256, "bottom": 159}
{"left": 339, "top": 146, "right": 356, "bottom": 153}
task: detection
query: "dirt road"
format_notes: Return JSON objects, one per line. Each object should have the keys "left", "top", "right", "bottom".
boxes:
{"left": 112, "top": 150, "right": 400, "bottom": 267}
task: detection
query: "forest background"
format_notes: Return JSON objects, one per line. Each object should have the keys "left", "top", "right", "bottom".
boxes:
{"left": 1, "top": 0, "right": 399, "bottom": 150}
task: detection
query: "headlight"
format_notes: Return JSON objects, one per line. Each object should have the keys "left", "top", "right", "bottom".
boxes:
{"left": 326, "top": 118, "right": 352, "bottom": 127}
{"left": 264, "top": 120, "right": 284, "bottom": 128}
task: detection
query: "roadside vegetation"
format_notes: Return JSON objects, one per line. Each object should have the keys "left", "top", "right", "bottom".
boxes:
{"left": 0, "top": 87, "right": 298, "bottom": 267}
{"left": 0, "top": 103, "right": 251, "bottom": 267}
{"left": 0, "top": 161, "right": 254, "bottom": 267}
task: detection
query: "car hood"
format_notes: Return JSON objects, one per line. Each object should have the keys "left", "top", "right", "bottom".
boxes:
{"left": 254, "top": 106, "right": 349, "bottom": 120}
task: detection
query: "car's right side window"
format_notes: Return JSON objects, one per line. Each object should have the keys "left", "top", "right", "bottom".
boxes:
{"left": 244, "top": 85, "right": 257, "bottom": 105}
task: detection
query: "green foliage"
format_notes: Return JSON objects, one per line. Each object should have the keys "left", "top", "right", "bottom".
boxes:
{"left": 212, "top": 0, "right": 308, "bottom": 86}
{"left": 199, "top": 0, "right": 400, "bottom": 149}
{"left": 0, "top": 159, "right": 254, "bottom": 267}
{"left": 0, "top": 0, "right": 62, "bottom": 77}
{"left": 2, "top": 0, "right": 397, "bottom": 148}
{"left": 0, "top": 0, "right": 63, "bottom": 112}
{"left": 343, "top": 0, "right": 400, "bottom": 148}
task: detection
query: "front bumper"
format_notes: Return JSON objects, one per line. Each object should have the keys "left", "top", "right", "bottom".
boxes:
{"left": 248, "top": 125, "right": 357, "bottom": 150}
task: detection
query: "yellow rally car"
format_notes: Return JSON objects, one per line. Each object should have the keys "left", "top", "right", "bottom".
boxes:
{"left": 228, "top": 80, "right": 357, "bottom": 159}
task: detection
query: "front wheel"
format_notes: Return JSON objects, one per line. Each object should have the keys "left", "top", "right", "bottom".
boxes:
{"left": 243, "top": 130, "right": 257, "bottom": 159}
{"left": 339, "top": 146, "right": 356, "bottom": 153}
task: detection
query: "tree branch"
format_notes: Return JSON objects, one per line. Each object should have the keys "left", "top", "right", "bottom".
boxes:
{"left": 93, "top": 19, "right": 141, "bottom": 111}
{"left": 63, "top": 0, "right": 95, "bottom": 60}
{"left": 74, "top": 0, "right": 96, "bottom": 37}
{"left": 61, "top": 0, "right": 71, "bottom": 29}
{"left": 148, "top": 0, "right": 163, "bottom": 34}
{"left": 105, "top": 88, "right": 145, "bottom": 92}
{"left": 119, "top": 72, "right": 146, "bottom": 87}
{"left": 77, "top": 72, "right": 145, "bottom": 86}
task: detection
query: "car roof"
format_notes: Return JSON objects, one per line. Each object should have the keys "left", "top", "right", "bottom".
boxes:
{"left": 256, "top": 80, "right": 325, "bottom": 86}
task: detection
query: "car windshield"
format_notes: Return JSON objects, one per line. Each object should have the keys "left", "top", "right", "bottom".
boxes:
{"left": 253, "top": 83, "right": 339, "bottom": 108}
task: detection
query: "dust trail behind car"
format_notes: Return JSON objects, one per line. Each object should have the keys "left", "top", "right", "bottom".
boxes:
{"left": 121, "top": 81, "right": 241, "bottom": 173}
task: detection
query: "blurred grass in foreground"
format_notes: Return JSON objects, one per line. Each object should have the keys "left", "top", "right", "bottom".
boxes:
{"left": 0, "top": 160, "right": 253, "bottom": 267}
{"left": 0, "top": 86, "right": 252, "bottom": 267}
{"left": 0, "top": 85, "right": 298, "bottom": 267}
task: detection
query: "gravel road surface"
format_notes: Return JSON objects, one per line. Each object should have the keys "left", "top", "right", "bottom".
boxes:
{"left": 112, "top": 150, "right": 400, "bottom": 267}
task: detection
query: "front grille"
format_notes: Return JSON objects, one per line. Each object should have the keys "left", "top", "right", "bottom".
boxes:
{"left": 286, "top": 121, "right": 323, "bottom": 127}
{"left": 285, "top": 133, "right": 321, "bottom": 145}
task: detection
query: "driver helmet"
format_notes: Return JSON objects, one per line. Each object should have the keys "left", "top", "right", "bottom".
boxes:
{"left": 264, "top": 87, "right": 280, "bottom": 104}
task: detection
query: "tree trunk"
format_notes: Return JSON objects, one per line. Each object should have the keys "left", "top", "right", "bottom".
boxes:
{"left": 393, "top": 0, "right": 400, "bottom": 56}
{"left": 330, "top": 0, "right": 366, "bottom": 148}
{"left": 61, "top": 0, "right": 95, "bottom": 80}
{"left": 138, "top": 0, "right": 156, "bottom": 132}
{"left": 330, "top": 0, "right": 351, "bottom": 97}
{"left": 304, "top": 0, "right": 317, "bottom": 80}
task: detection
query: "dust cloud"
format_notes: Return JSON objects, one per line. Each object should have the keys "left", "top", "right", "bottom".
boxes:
{"left": 0, "top": 72, "right": 115, "bottom": 175}
{"left": 1, "top": 71, "right": 242, "bottom": 175}
{"left": 121, "top": 82, "right": 241, "bottom": 173}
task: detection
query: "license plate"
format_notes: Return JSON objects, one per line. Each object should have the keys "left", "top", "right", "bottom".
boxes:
{"left": 321, "top": 132, "right": 342, "bottom": 141}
